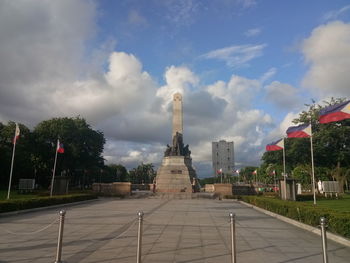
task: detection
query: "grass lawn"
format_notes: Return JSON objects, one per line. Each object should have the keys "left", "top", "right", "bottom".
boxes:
{"left": 302, "top": 193, "right": 350, "bottom": 213}
{"left": 0, "top": 190, "right": 41, "bottom": 200}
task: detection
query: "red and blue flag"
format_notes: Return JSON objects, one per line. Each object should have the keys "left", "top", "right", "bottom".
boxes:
{"left": 266, "top": 138, "right": 284, "bottom": 151}
{"left": 286, "top": 123, "right": 311, "bottom": 138}
{"left": 319, "top": 100, "right": 350, "bottom": 124}
{"left": 57, "top": 139, "right": 64, "bottom": 154}
{"left": 13, "top": 123, "right": 20, "bottom": 144}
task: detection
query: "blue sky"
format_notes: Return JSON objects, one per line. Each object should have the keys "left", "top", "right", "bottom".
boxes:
{"left": 93, "top": 0, "right": 349, "bottom": 120}
{"left": 1, "top": 0, "right": 350, "bottom": 177}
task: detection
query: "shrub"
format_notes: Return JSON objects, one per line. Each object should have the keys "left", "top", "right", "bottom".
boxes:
{"left": 241, "top": 196, "right": 350, "bottom": 238}
{"left": 296, "top": 194, "right": 331, "bottom": 201}
{"left": 0, "top": 193, "right": 97, "bottom": 213}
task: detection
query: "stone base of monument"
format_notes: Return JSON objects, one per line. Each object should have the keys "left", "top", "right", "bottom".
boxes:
{"left": 156, "top": 156, "right": 197, "bottom": 194}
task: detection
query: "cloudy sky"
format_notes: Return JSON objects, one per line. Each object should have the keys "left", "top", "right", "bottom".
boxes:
{"left": 1, "top": 0, "right": 350, "bottom": 177}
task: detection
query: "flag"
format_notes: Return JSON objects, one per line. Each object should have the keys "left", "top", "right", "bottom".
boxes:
{"left": 236, "top": 169, "right": 240, "bottom": 174}
{"left": 252, "top": 170, "right": 257, "bottom": 175}
{"left": 13, "top": 123, "right": 20, "bottom": 144}
{"left": 217, "top": 168, "right": 223, "bottom": 174}
{"left": 266, "top": 138, "right": 284, "bottom": 151}
{"left": 319, "top": 100, "right": 350, "bottom": 123}
{"left": 286, "top": 123, "right": 311, "bottom": 138}
{"left": 57, "top": 139, "right": 64, "bottom": 154}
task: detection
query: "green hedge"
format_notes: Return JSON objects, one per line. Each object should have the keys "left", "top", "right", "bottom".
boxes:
{"left": 0, "top": 193, "right": 98, "bottom": 213}
{"left": 241, "top": 196, "right": 350, "bottom": 238}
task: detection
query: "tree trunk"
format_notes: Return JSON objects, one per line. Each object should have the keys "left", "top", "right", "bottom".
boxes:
{"left": 334, "top": 161, "right": 345, "bottom": 193}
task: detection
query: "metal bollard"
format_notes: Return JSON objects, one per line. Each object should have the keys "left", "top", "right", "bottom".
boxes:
{"left": 229, "top": 212, "right": 236, "bottom": 263}
{"left": 320, "top": 217, "right": 329, "bottom": 263}
{"left": 137, "top": 211, "right": 144, "bottom": 263}
{"left": 54, "top": 210, "right": 66, "bottom": 263}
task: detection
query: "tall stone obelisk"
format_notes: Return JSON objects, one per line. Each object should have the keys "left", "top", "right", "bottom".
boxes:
{"left": 172, "top": 93, "right": 183, "bottom": 138}
{"left": 156, "top": 93, "right": 198, "bottom": 195}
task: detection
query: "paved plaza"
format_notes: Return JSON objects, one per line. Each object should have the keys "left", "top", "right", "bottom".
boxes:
{"left": 0, "top": 197, "right": 350, "bottom": 263}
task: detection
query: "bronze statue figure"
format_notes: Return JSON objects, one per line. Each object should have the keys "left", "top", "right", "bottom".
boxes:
{"left": 164, "top": 132, "right": 191, "bottom": 157}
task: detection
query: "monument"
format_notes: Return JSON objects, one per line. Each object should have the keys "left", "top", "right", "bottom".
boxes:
{"left": 156, "top": 93, "right": 199, "bottom": 193}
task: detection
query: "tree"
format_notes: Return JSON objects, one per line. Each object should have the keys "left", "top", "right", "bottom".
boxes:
{"left": 260, "top": 98, "right": 350, "bottom": 190}
{"left": 293, "top": 98, "right": 350, "bottom": 190}
{"left": 32, "top": 117, "right": 105, "bottom": 187}
{"left": 292, "top": 165, "right": 311, "bottom": 187}
{"left": 129, "top": 163, "right": 155, "bottom": 184}
{"left": 107, "top": 164, "right": 128, "bottom": 182}
{"left": 0, "top": 122, "right": 33, "bottom": 188}
{"left": 239, "top": 166, "right": 258, "bottom": 184}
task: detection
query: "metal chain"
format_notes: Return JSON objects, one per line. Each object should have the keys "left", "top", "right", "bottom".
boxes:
{"left": 83, "top": 218, "right": 138, "bottom": 244}
{"left": 0, "top": 218, "right": 58, "bottom": 235}
{"left": 113, "top": 219, "right": 138, "bottom": 240}
{"left": 143, "top": 219, "right": 229, "bottom": 227}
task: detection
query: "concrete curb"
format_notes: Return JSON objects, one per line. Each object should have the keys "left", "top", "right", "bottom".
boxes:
{"left": 0, "top": 198, "right": 100, "bottom": 217}
{"left": 239, "top": 200, "right": 350, "bottom": 247}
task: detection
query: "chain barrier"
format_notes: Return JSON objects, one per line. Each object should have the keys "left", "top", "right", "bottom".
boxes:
{"left": 229, "top": 212, "right": 236, "bottom": 263}
{"left": 0, "top": 207, "right": 334, "bottom": 263}
{"left": 82, "top": 218, "right": 138, "bottom": 244}
{"left": 0, "top": 218, "right": 58, "bottom": 236}
{"left": 115, "top": 219, "right": 138, "bottom": 240}
{"left": 320, "top": 217, "right": 329, "bottom": 263}
{"left": 136, "top": 211, "right": 144, "bottom": 263}
{"left": 142, "top": 219, "right": 229, "bottom": 228}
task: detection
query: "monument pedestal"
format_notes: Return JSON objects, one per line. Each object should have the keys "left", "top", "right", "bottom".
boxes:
{"left": 156, "top": 156, "right": 197, "bottom": 193}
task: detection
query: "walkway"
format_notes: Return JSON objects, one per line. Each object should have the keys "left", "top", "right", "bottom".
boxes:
{"left": 0, "top": 198, "right": 349, "bottom": 262}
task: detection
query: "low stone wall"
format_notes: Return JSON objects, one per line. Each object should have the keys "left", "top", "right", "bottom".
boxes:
{"left": 232, "top": 185, "right": 256, "bottom": 195}
{"left": 204, "top": 184, "right": 257, "bottom": 197}
{"left": 92, "top": 182, "right": 131, "bottom": 196}
{"left": 214, "top": 183, "right": 232, "bottom": 196}
{"left": 131, "top": 184, "right": 151, "bottom": 191}
{"left": 205, "top": 184, "right": 215, "bottom": 193}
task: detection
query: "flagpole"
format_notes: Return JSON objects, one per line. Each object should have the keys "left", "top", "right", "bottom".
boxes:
{"left": 282, "top": 138, "right": 286, "bottom": 176}
{"left": 7, "top": 141, "right": 17, "bottom": 200}
{"left": 310, "top": 124, "right": 316, "bottom": 205}
{"left": 282, "top": 138, "right": 287, "bottom": 199}
{"left": 50, "top": 140, "right": 59, "bottom": 197}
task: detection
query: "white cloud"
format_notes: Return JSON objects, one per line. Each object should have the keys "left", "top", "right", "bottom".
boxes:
{"left": 0, "top": 0, "right": 97, "bottom": 124}
{"left": 302, "top": 21, "right": 350, "bottom": 98}
{"left": 201, "top": 44, "right": 267, "bottom": 68}
{"left": 207, "top": 75, "right": 261, "bottom": 110}
{"left": 245, "top": 27, "right": 262, "bottom": 37}
{"left": 121, "top": 150, "right": 160, "bottom": 164}
{"left": 260, "top": 67, "right": 277, "bottom": 83}
{"left": 104, "top": 142, "right": 164, "bottom": 169}
{"left": 156, "top": 65, "right": 199, "bottom": 110}
{"left": 264, "top": 81, "right": 301, "bottom": 110}
{"left": 323, "top": 5, "right": 350, "bottom": 21}
{"left": 263, "top": 111, "right": 299, "bottom": 153}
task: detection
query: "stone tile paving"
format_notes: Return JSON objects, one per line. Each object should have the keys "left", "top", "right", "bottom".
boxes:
{"left": 0, "top": 198, "right": 349, "bottom": 262}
